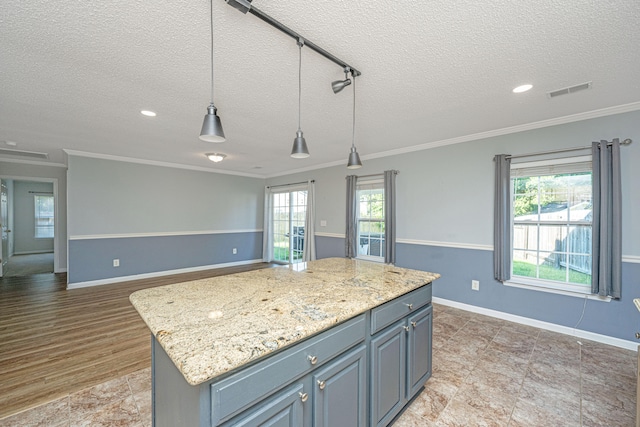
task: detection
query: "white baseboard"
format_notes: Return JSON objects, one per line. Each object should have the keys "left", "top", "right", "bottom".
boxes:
{"left": 66, "top": 259, "right": 264, "bottom": 290}
{"left": 433, "top": 296, "right": 638, "bottom": 351}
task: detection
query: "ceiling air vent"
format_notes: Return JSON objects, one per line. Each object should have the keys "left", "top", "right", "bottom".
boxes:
{"left": 548, "top": 82, "right": 592, "bottom": 98}
{"left": 0, "top": 147, "right": 49, "bottom": 159}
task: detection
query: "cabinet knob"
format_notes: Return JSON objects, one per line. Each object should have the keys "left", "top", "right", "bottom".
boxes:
{"left": 411, "top": 321, "right": 417, "bottom": 328}
{"left": 636, "top": 332, "right": 640, "bottom": 339}
{"left": 403, "top": 325, "right": 410, "bottom": 332}
{"left": 299, "top": 392, "right": 308, "bottom": 402}
{"left": 307, "top": 355, "right": 318, "bottom": 365}
{"left": 317, "top": 380, "right": 326, "bottom": 390}
{"left": 405, "top": 303, "right": 413, "bottom": 310}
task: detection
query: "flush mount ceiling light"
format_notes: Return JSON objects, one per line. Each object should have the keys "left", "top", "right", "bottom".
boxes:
{"left": 206, "top": 153, "right": 226, "bottom": 162}
{"left": 347, "top": 74, "right": 363, "bottom": 169}
{"left": 291, "top": 39, "right": 310, "bottom": 159}
{"left": 140, "top": 110, "right": 157, "bottom": 117}
{"left": 513, "top": 84, "right": 533, "bottom": 93}
{"left": 199, "top": 0, "right": 225, "bottom": 143}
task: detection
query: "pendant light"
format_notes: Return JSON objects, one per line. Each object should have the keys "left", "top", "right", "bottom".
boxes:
{"left": 347, "top": 74, "right": 362, "bottom": 169}
{"left": 199, "top": 0, "right": 225, "bottom": 143}
{"left": 291, "top": 39, "right": 310, "bottom": 158}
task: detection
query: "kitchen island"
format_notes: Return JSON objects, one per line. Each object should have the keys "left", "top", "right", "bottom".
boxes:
{"left": 130, "top": 257, "right": 440, "bottom": 426}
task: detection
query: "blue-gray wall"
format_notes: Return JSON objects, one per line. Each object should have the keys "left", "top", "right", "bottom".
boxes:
{"left": 268, "top": 109, "right": 640, "bottom": 343}
{"left": 67, "top": 155, "right": 265, "bottom": 284}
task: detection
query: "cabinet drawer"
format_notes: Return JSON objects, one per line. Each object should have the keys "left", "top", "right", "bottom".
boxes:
{"left": 211, "top": 313, "right": 366, "bottom": 425}
{"left": 370, "top": 285, "right": 431, "bottom": 334}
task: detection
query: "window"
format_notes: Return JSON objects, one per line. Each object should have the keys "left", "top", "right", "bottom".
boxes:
{"left": 34, "top": 194, "right": 54, "bottom": 238}
{"left": 271, "top": 189, "right": 307, "bottom": 264}
{"left": 356, "top": 179, "right": 385, "bottom": 261}
{"left": 510, "top": 157, "right": 592, "bottom": 293}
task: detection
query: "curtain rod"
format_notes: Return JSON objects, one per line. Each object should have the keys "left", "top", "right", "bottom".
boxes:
{"left": 28, "top": 191, "right": 53, "bottom": 194}
{"left": 506, "top": 138, "right": 632, "bottom": 160}
{"left": 225, "top": 0, "right": 362, "bottom": 77}
{"left": 267, "top": 180, "right": 314, "bottom": 189}
{"left": 346, "top": 171, "right": 399, "bottom": 179}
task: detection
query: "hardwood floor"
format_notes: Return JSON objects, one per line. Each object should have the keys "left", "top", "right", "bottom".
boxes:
{"left": 0, "top": 264, "right": 279, "bottom": 419}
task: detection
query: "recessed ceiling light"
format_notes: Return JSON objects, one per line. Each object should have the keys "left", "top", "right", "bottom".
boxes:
{"left": 206, "top": 153, "right": 226, "bottom": 163}
{"left": 513, "top": 84, "right": 533, "bottom": 93}
{"left": 140, "top": 110, "right": 157, "bottom": 117}
{"left": 5, "top": 141, "right": 17, "bottom": 146}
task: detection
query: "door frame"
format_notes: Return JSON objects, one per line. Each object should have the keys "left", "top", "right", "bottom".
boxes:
{"left": 0, "top": 175, "right": 60, "bottom": 275}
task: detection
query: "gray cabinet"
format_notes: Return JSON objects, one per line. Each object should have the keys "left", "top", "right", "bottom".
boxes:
{"left": 312, "top": 344, "right": 367, "bottom": 427}
{"left": 370, "top": 290, "right": 433, "bottom": 427}
{"left": 152, "top": 284, "right": 432, "bottom": 427}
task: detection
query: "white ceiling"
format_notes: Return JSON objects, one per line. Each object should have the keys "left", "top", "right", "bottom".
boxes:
{"left": 1, "top": 0, "right": 639, "bottom": 177}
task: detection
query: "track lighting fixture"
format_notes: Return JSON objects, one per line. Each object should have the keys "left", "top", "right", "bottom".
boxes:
{"left": 291, "top": 39, "right": 310, "bottom": 158}
{"left": 199, "top": 0, "right": 225, "bottom": 143}
{"left": 347, "top": 74, "right": 363, "bottom": 169}
{"left": 332, "top": 68, "right": 352, "bottom": 94}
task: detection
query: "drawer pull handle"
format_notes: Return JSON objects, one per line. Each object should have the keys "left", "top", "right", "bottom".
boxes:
{"left": 403, "top": 325, "right": 410, "bottom": 332}
{"left": 299, "top": 392, "right": 308, "bottom": 402}
{"left": 308, "top": 355, "right": 318, "bottom": 365}
{"left": 405, "top": 303, "right": 413, "bottom": 310}
{"left": 317, "top": 380, "right": 326, "bottom": 390}
{"left": 411, "top": 321, "right": 417, "bottom": 328}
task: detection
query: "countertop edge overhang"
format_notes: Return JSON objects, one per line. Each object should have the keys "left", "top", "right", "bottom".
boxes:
{"left": 130, "top": 257, "right": 440, "bottom": 386}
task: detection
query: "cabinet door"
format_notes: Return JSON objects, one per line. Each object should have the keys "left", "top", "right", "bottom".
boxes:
{"left": 225, "top": 383, "right": 305, "bottom": 427}
{"left": 407, "top": 305, "right": 433, "bottom": 397}
{"left": 312, "top": 344, "right": 367, "bottom": 427}
{"left": 370, "top": 323, "right": 406, "bottom": 427}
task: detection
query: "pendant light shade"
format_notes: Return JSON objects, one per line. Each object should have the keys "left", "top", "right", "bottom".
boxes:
{"left": 200, "top": 104, "right": 225, "bottom": 142}
{"left": 347, "top": 146, "right": 362, "bottom": 169}
{"left": 346, "top": 73, "right": 363, "bottom": 169}
{"left": 291, "top": 130, "right": 309, "bottom": 158}
{"left": 199, "top": 0, "right": 226, "bottom": 143}
{"left": 291, "top": 40, "right": 310, "bottom": 158}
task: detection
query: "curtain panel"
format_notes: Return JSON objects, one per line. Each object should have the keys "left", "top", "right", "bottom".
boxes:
{"left": 303, "top": 180, "right": 317, "bottom": 262}
{"left": 345, "top": 175, "right": 357, "bottom": 258}
{"left": 493, "top": 154, "right": 512, "bottom": 282}
{"left": 591, "top": 139, "right": 622, "bottom": 298}
{"left": 384, "top": 170, "right": 397, "bottom": 264}
{"left": 262, "top": 186, "right": 274, "bottom": 262}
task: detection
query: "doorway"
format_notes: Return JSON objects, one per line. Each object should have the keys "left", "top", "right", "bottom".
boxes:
{"left": 0, "top": 178, "right": 57, "bottom": 278}
{"left": 271, "top": 189, "right": 307, "bottom": 264}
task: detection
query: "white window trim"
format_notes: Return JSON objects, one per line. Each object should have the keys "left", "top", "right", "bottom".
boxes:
{"left": 356, "top": 177, "right": 385, "bottom": 263}
{"left": 509, "top": 155, "right": 597, "bottom": 297}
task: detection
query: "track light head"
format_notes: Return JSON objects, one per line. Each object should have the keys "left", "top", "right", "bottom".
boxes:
{"left": 332, "top": 78, "right": 352, "bottom": 94}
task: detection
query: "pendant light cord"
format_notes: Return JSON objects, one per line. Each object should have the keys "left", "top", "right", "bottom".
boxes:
{"left": 351, "top": 75, "right": 356, "bottom": 148}
{"left": 210, "top": 0, "right": 215, "bottom": 104}
{"left": 297, "top": 40, "right": 303, "bottom": 131}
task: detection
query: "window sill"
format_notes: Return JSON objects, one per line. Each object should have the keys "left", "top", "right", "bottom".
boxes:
{"left": 356, "top": 255, "right": 384, "bottom": 263}
{"left": 504, "top": 279, "right": 611, "bottom": 302}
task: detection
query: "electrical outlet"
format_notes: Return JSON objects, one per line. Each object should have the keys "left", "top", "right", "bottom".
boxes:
{"left": 113, "top": 259, "right": 120, "bottom": 267}
{"left": 232, "top": 248, "right": 237, "bottom": 254}
{"left": 471, "top": 280, "right": 479, "bottom": 291}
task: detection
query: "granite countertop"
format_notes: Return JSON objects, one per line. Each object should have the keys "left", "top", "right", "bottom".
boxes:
{"left": 129, "top": 257, "right": 440, "bottom": 385}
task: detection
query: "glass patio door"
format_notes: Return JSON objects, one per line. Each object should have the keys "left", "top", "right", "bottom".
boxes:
{"left": 272, "top": 189, "right": 307, "bottom": 264}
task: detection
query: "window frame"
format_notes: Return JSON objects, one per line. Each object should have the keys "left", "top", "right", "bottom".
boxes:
{"left": 355, "top": 178, "right": 385, "bottom": 263}
{"left": 270, "top": 185, "right": 307, "bottom": 265}
{"left": 507, "top": 155, "right": 594, "bottom": 296}
{"left": 34, "top": 194, "right": 54, "bottom": 239}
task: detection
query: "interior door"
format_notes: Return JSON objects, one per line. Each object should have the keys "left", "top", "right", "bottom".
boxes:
{"left": 0, "top": 180, "right": 8, "bottom": 277}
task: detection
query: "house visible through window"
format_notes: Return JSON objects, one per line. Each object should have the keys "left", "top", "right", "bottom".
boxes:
{"left": 357, "top": 179, "right": 385, "bottom": 261}
{"left": 34, "top": 194, "right": 54, "bottom": 238}
{"left": 510, "top": 157, "right": 592, "bottom": 294}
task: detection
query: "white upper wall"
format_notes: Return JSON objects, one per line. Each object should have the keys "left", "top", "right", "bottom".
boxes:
{"left": 67, "top": 155, "right": 265, "bottom": 237}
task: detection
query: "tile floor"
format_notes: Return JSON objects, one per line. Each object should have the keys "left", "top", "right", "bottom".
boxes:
{"left": 1, "top": 304, "right": 636, "bottom": 426}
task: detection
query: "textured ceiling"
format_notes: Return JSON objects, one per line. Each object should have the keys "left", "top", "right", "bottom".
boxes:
{"left": 1, "top": 0, "right": 639, "bottom": 177}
